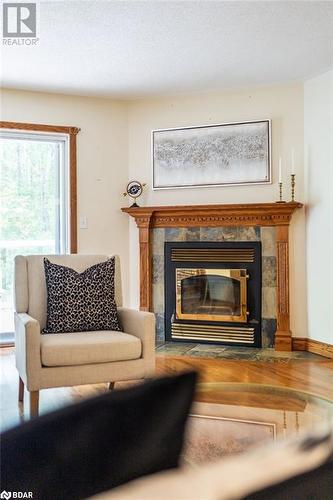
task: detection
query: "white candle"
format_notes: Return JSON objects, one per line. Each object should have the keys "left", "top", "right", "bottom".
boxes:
{"left": 279, "top": 157, "right": 282, "bottom": 183}
{"left": 291, "top": 149, "right": 295, "bottom": 175}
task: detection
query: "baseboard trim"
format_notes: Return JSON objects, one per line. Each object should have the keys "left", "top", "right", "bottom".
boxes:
{"left": 292, "top": 337, "right": 333, "bottom": 359}
{"left": 292, "top": 338, "right": 307, "bottom": 351}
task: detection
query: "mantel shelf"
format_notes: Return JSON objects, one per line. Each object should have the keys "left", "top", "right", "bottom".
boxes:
{"left": 122, "top": 201, "right": 303, "bottom": 228}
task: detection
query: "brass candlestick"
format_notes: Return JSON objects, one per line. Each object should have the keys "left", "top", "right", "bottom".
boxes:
{"left": 276, "top": 182, "right": 286, "bottom": 203}
{"left": 291, "top": 174, "right": 296, "bottom": 202}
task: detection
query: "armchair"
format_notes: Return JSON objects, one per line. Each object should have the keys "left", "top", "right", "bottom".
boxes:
{"left": 14, "top": 254, "right": 156, "bottom": 417}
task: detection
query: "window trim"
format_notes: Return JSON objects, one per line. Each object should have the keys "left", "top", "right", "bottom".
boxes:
{"left": 0, "top": 121, "right": 80, "bottom": 253}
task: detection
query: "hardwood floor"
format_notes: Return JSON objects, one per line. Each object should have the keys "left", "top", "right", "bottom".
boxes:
{"left": 156, "top": 354, "right": 333, "bottom": 400}
{"left": 1, "top": 347, "right": 332, "bottom": 433}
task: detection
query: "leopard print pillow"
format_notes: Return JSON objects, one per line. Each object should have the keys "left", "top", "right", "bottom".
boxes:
{"left": 43, "top": 257, "right": 122, "bottom": 334}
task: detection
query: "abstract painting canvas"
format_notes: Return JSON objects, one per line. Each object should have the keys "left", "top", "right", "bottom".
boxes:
{"left": 152, "top": 119, "right": 271, "bottom": 189}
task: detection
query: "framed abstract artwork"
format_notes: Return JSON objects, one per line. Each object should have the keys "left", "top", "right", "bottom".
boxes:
{"left": 152, "top": 119, "right": 271, "bottom": 189}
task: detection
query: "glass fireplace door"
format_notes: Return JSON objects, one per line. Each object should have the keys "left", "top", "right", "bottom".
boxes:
{"left": 176, "top": 268, "right": 248, "bottom": 323}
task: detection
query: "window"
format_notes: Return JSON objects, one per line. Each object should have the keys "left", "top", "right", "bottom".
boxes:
{"left": 0, "top": 122, "right": 79, "bottom": 344}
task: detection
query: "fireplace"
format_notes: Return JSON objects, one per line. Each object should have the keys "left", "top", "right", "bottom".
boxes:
{"left": 176, "top": 268, "right": 248, "bottom": 322}
{"left": 122, "top": 202, "right": 303, "bottom": 351}
{"left": 165, "top": 242, "right": 262, "bottom": 347}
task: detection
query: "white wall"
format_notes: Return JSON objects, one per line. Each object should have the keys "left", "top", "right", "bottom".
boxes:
{"left": 1, "top": 84, "right": 310, "bottom": 340}
{"left": 304, "top": 70, "right": 333, "bottom": 344}
{"left": 1, "top": 88, "right": 130, "bottom": 304}
{"left": 127, "top": 84, "right": 307, "bottom": 339}
{"left": 128, "top": 85, "right": 304, "bottom": 206}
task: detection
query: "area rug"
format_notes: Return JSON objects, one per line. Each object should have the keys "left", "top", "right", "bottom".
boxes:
{"left": 182, "top": 402, "right": 276, "bottom": 466}
{"left": 181, "top": 383, "right": 333, "bottom": 466}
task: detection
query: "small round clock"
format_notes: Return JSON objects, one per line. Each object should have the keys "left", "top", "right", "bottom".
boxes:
{"left": 123, "top": 181, "right": 146, "bottom": 207}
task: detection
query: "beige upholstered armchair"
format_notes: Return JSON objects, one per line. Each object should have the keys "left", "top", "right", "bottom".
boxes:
{"left": 14, "top": 254, "right": 156, "bottom": 417}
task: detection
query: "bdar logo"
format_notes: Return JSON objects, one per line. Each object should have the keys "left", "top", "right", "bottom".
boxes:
{"left": 0, "top": 491, "right": 12, "bottom": 499}
{"left": 0, "top": 493, "right": 32, "bottom": 499}
{"left": 3, "top": 3, "right": 36, "bottom": 37}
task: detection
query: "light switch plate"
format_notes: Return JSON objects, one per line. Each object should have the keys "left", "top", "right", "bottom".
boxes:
{"left": 79, "top": 216, "right": 88, "bottom": 229}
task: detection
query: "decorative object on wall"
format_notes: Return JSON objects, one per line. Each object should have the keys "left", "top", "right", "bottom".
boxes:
{"left": 123, "top": 180, "right": 146, "bottom": 207}
{"left": 152, "top": 119, "right": 271, "bottom": 189}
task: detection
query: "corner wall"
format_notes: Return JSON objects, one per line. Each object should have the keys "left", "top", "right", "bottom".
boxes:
{"left": 127, "top": 84, "right": 307, "bottom": 339}
{"left": 1, "top": 88, "right": 130, "bottom": 304}
{"left": 304, "top": 70, "right": 333, "bottom": 344}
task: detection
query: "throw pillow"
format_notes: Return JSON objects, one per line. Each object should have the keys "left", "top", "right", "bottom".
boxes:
{"left": 1, "top": 371, "right": 197, "bottom": 500}
{"left": 43, "top": 257, "right": 122, "bottom": 334}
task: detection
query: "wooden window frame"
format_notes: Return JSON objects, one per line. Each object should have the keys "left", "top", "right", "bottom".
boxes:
{"left": 0, "top": 121, "right": 80, "bottom": 253}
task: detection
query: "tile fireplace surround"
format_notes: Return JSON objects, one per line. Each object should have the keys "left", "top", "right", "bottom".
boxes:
{"left": 122, "top": 203, "right": 302, "bottom": 351}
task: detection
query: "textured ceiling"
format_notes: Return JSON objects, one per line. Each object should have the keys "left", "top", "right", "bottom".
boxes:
{"left": 2, "top": 1, "right": 333, "bottom": 98}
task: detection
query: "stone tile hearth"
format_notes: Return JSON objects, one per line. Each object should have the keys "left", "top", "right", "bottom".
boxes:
{"left": 156, "top": 343, "right": 323, "bottom": 361}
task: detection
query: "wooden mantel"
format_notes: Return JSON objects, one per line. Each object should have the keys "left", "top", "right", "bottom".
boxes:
{"left": 122, "top": 202, "right": 303, "bottom": 351}
{"left": 122, "top": 202, "right": 302, "bottom": 228}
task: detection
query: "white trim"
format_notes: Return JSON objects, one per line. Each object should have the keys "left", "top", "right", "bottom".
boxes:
{"left": 0, "top": 129, "right": 70, "bottom": 254}
{"left": 0, "top": 130, "right": 69, "bottom": 142}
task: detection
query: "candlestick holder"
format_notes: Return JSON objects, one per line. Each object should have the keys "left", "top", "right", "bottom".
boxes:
{"left": 276, "top": 181, "right": 286, "bottom": 203}
{"left": 291, "top": 174, "right": 296, "bottom": 202}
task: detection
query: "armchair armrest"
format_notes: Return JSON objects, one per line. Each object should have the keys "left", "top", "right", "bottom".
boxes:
{"left": 15, "top": 312, "right": 42, "bottom": 390}
{"left": 117, "top": 308, "right": 155, "bottom": 373}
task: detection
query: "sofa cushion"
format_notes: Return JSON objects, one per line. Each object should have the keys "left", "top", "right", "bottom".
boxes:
{"left": 1, "top": 372, "right": 197, "bottom": 500}
{"left": 41, "top": 331, "right": 142, "bottom": 367}
{"left": 43, "top": 257, "right": 122, "bottom": 334}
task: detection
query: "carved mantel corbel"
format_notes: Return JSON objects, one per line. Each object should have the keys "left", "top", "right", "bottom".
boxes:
{"left": 132, "top": 211, "right": 154, "bottom": 311}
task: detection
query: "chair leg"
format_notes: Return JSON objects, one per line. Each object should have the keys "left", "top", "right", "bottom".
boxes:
{"left": 19, "top": 376, "right": 24, "bottom": 402}
{"left": 108, "top": 382, "right": 115, "bottom": 390}
{"left": 29, "top": 391, "right": 39, "bottom": 418}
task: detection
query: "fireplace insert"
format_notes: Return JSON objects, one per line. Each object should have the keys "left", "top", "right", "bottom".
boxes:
{"left": 165, "top": 241, "right": 262, "bottom": 347}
